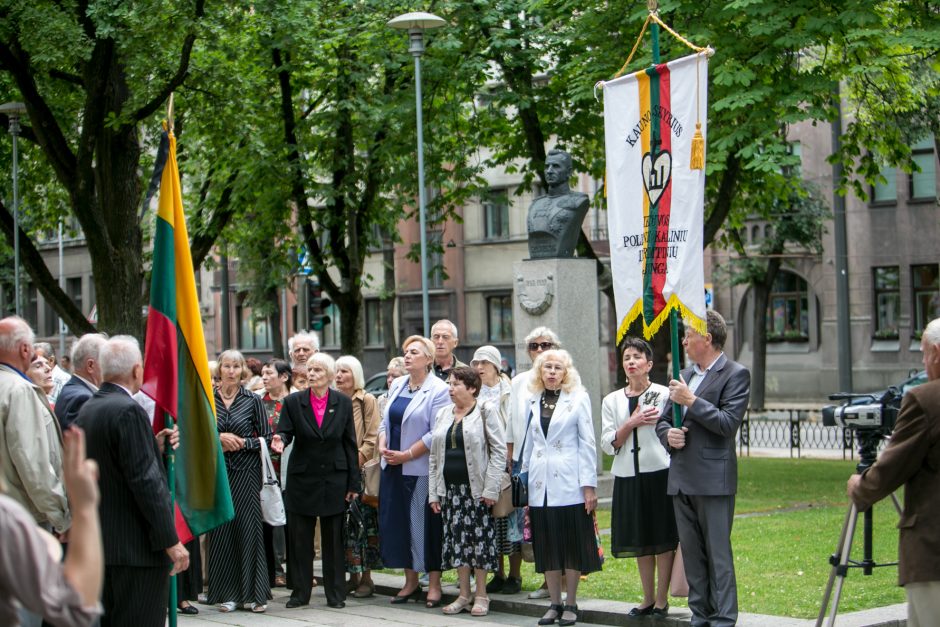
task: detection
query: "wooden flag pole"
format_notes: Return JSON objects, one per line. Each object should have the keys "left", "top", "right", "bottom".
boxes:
{"left": 646, "top": 0, "right": 684, "bottom": 428}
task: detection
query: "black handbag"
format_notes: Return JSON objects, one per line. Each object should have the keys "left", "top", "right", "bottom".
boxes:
{"left": 511, "top": 472, "right": 528, "bottom": 507}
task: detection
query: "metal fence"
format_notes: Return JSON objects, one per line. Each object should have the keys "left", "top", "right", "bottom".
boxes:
{"left": 736, "top": 408, "right": 884, "bottom": 459}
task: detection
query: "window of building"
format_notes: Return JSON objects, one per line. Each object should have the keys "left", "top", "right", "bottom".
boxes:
{"left": 912, "top": 264, "right": 939, "bottom": 336}
{"left": 320, "top": 303, "right": 341, "bottom": 348}
{"left": 766, "top": 271, "right": 809, "bottom": 341}
{"left": 487, "top": 294, "right": 513, "bottom": 343}
{"left": 483, "top": 188, "right": 510, "bottom": 239}
{"left": 871, "top": 164, "right": 897, "bottom": 203}
{"left": 66, "top": 277, "right": 83, "bottom": 314}
{"left": 873, "top": 266, "right": 900, "bottom": 338}
{"left": 25, "top": 284, "right": 38, "bottom": 332}
{"left": 910, "top": 136, "right": 936, "bottom": 200}
{"left": 784, "top": 141, "right": 802, "bottom": 177}
{"left": 365, "top": 299, "right": 385, "bottom": 347}
{"left": 42, "top": 301, "right": 58, "bottom": 337}
{"left": 236, "top": 300, "right": 271, "bottom": 351}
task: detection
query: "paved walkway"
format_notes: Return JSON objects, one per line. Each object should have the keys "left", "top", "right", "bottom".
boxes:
{"left": 174, "top": 573, "right": 906, "bottom": 627}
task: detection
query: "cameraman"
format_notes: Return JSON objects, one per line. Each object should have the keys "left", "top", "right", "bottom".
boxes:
{"left": 847, "top": 317, "right": 940, "bottom": 627}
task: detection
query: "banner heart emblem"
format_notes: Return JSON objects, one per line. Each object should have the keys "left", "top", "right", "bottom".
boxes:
{"left": 641, "top": 150, "right": 672, "bottom": 206}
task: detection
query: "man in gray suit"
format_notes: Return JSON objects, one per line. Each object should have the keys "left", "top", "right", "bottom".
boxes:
{"left": 656, "top": 310, "right": 750, "bottom": 626}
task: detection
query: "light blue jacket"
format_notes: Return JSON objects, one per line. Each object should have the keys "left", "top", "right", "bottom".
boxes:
{"left": 379, "top": 373, "right": 450, "bottom": 476}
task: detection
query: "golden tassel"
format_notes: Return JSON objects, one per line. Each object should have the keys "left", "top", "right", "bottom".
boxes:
{"left": 690, "top": 122, "right": 705, "bottom": 170}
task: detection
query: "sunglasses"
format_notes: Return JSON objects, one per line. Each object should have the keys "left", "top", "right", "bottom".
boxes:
{"left": 528, "top": 342, "right": 555, "bottom": 351}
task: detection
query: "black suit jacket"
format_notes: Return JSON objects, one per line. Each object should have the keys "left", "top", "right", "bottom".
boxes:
{"left": 278, "top": 388, "right": 360, "bottom": 517}
{"left": 75, "top": 383, "right": 177, "bottom": 567}
{"left": 54, "top": 375, "right": 95, "bottom": 430}
{"left": 656, "top": 353, "right": 751, "bottom": 496}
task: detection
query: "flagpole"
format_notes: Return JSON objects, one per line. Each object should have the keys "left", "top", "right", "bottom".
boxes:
{"left": 166, "top": 409, "right": 178, "bottom": 626}
{"left": 646, "top": 0, "right": 683, "bottom": 428}
{"left": 165, "top": 95, "right": 179, "bottom": 627}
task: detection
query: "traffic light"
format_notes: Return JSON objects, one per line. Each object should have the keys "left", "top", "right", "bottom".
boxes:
{"left": 307, "top": 279, "right": 331, "bottom": 331}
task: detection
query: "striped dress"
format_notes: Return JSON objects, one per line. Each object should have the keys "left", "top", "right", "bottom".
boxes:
{"left": 207, "top": 387, "right": 272, "bottom": 606}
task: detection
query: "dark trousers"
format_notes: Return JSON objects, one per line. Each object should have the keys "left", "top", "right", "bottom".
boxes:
{"left": 673, "top": 493, "right": 738, "bottom": 627}
{"left": 102, "top": 565, "right": 168, "bottom": 627}
{"left": 288, "top": 510, "right": 344, "bottom": 605}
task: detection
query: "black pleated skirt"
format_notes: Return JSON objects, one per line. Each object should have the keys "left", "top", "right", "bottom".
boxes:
{"left": 529, "top": 503, "right": 603, "bottom": 574}
{"left": 610, "top": 468, "right": 678, "bottom": 558}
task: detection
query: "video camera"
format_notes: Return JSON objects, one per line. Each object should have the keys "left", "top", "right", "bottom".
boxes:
{"left": 821, "top": 387, "right": 901, "bottom": 435}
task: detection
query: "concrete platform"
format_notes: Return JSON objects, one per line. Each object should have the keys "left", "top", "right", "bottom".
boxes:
{"left": 177, "top": 571, "right": 907, "bottom": 627}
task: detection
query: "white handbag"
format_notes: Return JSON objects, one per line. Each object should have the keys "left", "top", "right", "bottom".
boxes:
{"left": 259, "top": 438, "right": 286, "bottom": 526}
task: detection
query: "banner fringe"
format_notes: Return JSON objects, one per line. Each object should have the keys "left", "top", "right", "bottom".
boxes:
{"left": 616, "top": 295, "right": 708, "bottom": 344}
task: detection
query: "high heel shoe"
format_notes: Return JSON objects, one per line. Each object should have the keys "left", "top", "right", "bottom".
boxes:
{"left": 390, "top": 588, "right": 421, "bottom": 604}
{"left": 558, "top": 604, "right": 579, "bottom": 626}
{"left": 538, "top": 603, "right": 564, "bottom": 625}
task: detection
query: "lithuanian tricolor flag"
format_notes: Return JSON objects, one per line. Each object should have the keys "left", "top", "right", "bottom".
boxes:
{"left": 603, "top": 52, "right": 708, "bottom": 341}
{"left": 142, "top": 130, "right": 234, "bottom": 538}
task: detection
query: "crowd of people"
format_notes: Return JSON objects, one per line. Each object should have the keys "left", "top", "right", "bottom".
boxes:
{"left": 0, "top": 312, "right": 753, "bottom": 626}
{"left": 17, "top": 310, "right": 940, "bottom": 627}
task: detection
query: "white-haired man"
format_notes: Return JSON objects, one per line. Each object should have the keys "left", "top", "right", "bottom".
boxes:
{"left": 848, "top": 317, "right": 940, "bottom": 626}
{"left": 288, "top": 331, "right": 319, "bottom": 367}
{"left": 430, "top": 319, "right": 466, "bottom": 381}
{"left": 0, "top": 317, "right": 70, "bottom": 536}
{"left": 75, "top": 336, "right": 188, "bottom": 627}
{"left": 55, "top": 333, "right": 107, "bottom": 430}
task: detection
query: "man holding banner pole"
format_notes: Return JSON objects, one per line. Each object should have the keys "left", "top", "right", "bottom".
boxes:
{"left": 656, "top": 311, "right": 750, "bottom": 627}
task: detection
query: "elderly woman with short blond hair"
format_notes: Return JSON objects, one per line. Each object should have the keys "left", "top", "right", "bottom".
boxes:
{"left": 522, "top": 349, "right": 600, "bottom": 627}
{"left": 208, "top": 349, "right": 272, "bottom": 613}
{"left": 377, "top": 335, "right": 451, "bottom": 607}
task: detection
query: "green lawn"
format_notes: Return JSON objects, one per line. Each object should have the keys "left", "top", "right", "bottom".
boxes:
{"left": 420, "top": 458, "right": 906, "bottom": 618}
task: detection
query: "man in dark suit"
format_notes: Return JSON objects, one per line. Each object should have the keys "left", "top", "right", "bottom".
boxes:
{"left": 848, "top": 317, "right": 940, "bottom": 626}
{"left": 55, "top": 333, "right": 106, "bottom": 430}
{"left": 75, "top": 335, "right": 188, "bottom": 627}
{"left": 272, "top": 353, "right": 359, "bottom": 609}
{"left": 656, "top": 310, "right": 750, "bottom": 627}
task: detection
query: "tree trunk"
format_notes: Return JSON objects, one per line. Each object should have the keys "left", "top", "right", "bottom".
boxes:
{"left": 266, "top": 285, "right": 284, "bottom": 359}
{"left": 750, "top": 258, "right": 782, "bottom": 410}
{"left": 337, "top": 287, "right": 364, "bottom": 360}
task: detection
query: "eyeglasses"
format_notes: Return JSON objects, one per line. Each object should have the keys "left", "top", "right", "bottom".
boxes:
{"left": 528, "top": 342, "right": 555, "bottom": 351}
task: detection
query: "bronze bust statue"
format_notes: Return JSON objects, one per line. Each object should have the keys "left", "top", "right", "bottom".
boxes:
{"left": 526, "top": 149, "right": 590, "bottom": 259}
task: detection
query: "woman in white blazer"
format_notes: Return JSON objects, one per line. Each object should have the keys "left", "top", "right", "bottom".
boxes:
{"left": 600, "top": 337, "right": 677, "bottom": 618}
{"left": 521, "top": 349, "right": 600, "bottom": 627}
{"left": 376, "top": 336, "right": 451, "bottom": 607}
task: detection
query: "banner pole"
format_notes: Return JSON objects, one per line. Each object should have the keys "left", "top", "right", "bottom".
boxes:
{"left": 166, "top": 410, "right": 178, "bottom": 627}
{"left": 647, "top": 1, "right": 683, "bottom": 428}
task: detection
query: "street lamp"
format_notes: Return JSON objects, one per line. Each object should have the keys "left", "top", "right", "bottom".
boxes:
{"left": 388, "top": 11, "right": 446, "bottom": 337}
{"left": 0, "top": 101, "right": 27, "bottom": 317}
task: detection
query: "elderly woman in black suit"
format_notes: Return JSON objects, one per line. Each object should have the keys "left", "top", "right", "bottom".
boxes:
{"left": 272, "top": 352, "right": 360, "bottom": 609}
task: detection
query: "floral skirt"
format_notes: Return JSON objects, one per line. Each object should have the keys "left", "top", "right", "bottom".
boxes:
{"left": 441, "top": 482, "right": 498, "bottom": 571}
{"left": 345, "top": 497, "right": 383, "bottom": 573}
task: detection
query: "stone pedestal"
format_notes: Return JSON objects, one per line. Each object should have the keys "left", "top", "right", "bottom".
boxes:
{"left": 513, "top": 258, "right": 602, "bottom": 472}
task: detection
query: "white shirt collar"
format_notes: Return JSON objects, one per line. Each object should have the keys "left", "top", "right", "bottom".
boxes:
{"left": 692, "top": 352, "right": 723, "bottom": 377}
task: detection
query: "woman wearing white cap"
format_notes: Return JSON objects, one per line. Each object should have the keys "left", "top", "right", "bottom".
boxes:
{"left": 471, "top": 346, "right": 520, "bottom": 594}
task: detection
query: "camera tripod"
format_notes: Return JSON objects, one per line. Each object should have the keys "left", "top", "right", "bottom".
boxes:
{"left": 815, "top": 429, "right": 902, "bottom": 627}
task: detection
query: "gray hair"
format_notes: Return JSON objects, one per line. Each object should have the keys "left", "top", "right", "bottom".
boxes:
{"left": 525, "top": 326, "right": 561, "bottom": 347}
{"left": 307, "top": 351, "right": 336, "bottom": 381}
{"left": 0, "top": 316, "right": 34, "bottom": 353}
{"left": 336, "top": 355, "right": 365, "bottom": 390}
{"left": 99, "top": 336, "right": 142, "bottom": 381}
{"left": 217, "top": 349, "right": 248, "bottom": 381}
{"left": 705, "top": 310, "right": 728, "bottom": 350}
{"left": 386, "top": 356, "right": 406, "bottom": 376}
{"left": 923, "top": 318, "right": 940, "bottom": 346}
{"left": 288, "top": 331, "right": 320, "bottom": 355}
{"left": 71, "top": 333, "right": 107, "bottom": 370}
{"left": 34, "top": 342, "right": 55, "bottom": 359}
{"left": 431, "top": 319, "right": 459, "bottom": 339}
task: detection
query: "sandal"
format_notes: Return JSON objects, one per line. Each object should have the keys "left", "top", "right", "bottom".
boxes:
{"left": 442, "top": 595, "right": 472, "bottom": 615}
{"left": 559, "top": 604, "right": 579, "bottom": 627}
{"left": 471, "top": 596, "right": 490, "bottom": 617}
{"left": 218, "top": 602, "right": 237, "bottom": 613}
{"left": 538, "top": 603, "right": 563, "bottom": 625}
{"left": 251, "top": 603, "right": 267, "bottom": 613}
